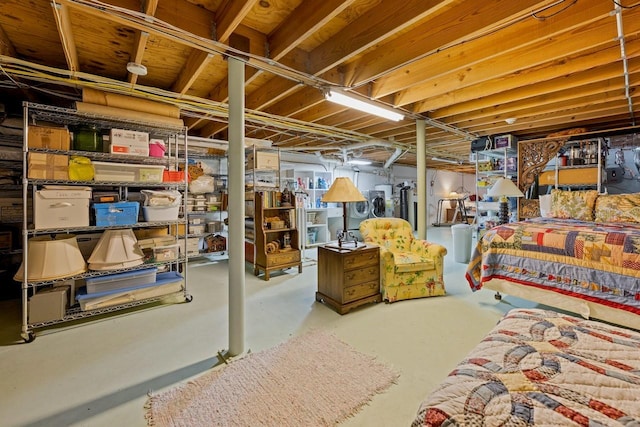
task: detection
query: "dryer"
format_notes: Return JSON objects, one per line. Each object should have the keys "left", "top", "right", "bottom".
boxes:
{"left": 347, "top": 198, "right": 369, "bottom": 231}
{"left": 368, "top": 190, "right": 386, "bottom": 218}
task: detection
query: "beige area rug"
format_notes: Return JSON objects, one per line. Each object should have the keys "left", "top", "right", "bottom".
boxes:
{"left": 145, "top": 330, "right": 399, "bottom": 426}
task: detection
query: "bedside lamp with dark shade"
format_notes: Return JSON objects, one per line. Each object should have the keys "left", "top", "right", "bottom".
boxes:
{"left": 321, "top": 177, "right": 366, "bottom": 248}
{"left": 486, "top": 177, "right": 524, "bottom": 225}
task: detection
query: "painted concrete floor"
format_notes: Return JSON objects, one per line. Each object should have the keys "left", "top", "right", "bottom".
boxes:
{"left": 0, "top": 226, "right": 538, "bottom": 427}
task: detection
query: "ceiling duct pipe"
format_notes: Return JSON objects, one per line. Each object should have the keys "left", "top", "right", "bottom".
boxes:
{"left": 383, "top": 148, "right": 403, "bottom": 169}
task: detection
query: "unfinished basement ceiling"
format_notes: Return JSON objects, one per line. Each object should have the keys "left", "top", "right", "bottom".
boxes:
{"left": 0, "top": 0, "right": 639, "bottom": 172}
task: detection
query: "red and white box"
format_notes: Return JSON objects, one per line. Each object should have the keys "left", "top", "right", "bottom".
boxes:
{"left": 109, "top": 128, "right": 149, "bottom": 156}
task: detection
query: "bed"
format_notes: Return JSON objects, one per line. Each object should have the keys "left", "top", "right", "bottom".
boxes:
{"left": 466, "top": 215, "right": 640, "bottom": 331}
{"left": 411, "top": 308, "right": 640, "bottom": 426}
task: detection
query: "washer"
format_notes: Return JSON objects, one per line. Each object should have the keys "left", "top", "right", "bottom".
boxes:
{"left": 368, "top": 190, "right": 386, "bottom": 218}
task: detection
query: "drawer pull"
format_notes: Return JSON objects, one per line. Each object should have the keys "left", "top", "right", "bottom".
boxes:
{"left": 347, "top": 273, "right": 355, "bottom": 280}
{"left": 346, "top": 288, "right": 356, "bottom": 296}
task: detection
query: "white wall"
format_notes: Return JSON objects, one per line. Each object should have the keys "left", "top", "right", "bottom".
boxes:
{"left": 282, "top": 159, "right": 474, "bottom": 227}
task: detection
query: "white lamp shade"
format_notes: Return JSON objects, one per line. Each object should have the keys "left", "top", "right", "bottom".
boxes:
{"left": 88, "top": 229, "right": 144, "bottom": 270}
{"left": 14, "top": 235, "right": 87, "bottom": 281}
{"left": 487, "top": 177, "right": 524, "bottom": 198}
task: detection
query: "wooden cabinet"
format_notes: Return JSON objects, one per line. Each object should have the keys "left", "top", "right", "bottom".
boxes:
{"left": 252, "top": 191, "right": 302, "bottom": 280}
{"left": 316, "top": 244, "right": 380, "bottom": 314}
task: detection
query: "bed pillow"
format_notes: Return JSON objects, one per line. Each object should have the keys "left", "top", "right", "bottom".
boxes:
{"left": 550, "top": 189, "right": 598, "bottom": 221}
{"left": 594, "top": 193, "right": 640, "bottom": 223}
{"left": 539, "top": 194, "right": 552, "bottom": 217}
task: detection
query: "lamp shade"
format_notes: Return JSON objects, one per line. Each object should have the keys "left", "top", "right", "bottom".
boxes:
{"left": 87, "top": 229, "right": 144, "bottom": 270}
{"left": 487, "top": 177, "right": 524, "bottom": 198}
{"left": 321, "top": 177, "right": 366, "bottom": 203}
{"left": 14, "top": 235, "right": 87, "bottom": 281}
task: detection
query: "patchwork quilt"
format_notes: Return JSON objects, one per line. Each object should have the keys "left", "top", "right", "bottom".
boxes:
{"left": 466, "top": 218, "right": 640, "bottom": 315}
{"left": 412, "top": 308, "right": 640, "bottom": 426}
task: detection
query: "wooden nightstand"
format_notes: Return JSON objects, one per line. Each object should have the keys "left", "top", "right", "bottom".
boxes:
{"left": 316, "top": 244, "right": 381, "bottom": 314}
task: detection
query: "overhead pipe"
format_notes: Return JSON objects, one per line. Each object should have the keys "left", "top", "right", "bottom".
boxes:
{"left": 613, "top": 2, "right": 636, "bottom": 126}
{"left": 383, "top": 148, "right": 403, "bottom": 169}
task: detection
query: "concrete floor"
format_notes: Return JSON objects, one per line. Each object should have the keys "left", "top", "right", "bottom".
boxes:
{"left": 0, "top": 226, "right": 537, "bottom": 427}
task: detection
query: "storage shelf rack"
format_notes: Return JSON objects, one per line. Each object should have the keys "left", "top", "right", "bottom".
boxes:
{"left": 19, "top": 102, "right": 190, "bottom": 343}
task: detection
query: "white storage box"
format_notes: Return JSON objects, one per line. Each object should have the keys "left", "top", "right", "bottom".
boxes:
{"left": 178, "top": 237, "right": 201, "bottom": 256}
{"left": 109, "top": 128, "right": 150, "bottom": 156}
{"left": 142, "top": 205, "right": 180, "bottom": 221}
{"left": 93, "top": 162, "right": 164, "bottom": 183}
{"left": 34, "top": 186, "right": 91, "bottom": 230}
{"left": 189, "top": 224, "right": 205, "bottom": 235}
{"left": 153, "top": 244, "right": 179, "bottom": 261}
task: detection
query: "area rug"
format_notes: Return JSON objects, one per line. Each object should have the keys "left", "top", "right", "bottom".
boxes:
{"left": 145, "top": 330, "right": 399, "bottom": 426}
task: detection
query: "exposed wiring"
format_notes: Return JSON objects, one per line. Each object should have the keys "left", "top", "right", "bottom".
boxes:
{"left": 532, "top": 0, "right": 578, "bottom": 20}
{"left": 613, "top": 0, "right": 640, "bottom": 8}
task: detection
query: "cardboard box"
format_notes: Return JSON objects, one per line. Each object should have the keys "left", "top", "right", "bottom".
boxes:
{"left": 28, "top": 126, "right": 71, "bottom": 150}
{"left": 28, "top": 286, "right": 69, "bottom": 323}
{"left": 27, "top": 153, "right": 69, "bottom": 180}
{"left": 539, "top": 167, "right": 600, "bottom": 186}
{"left": 109, "top": 128, "right": 149, "bottom": 156}
{"left": 134, "top": 227, "right": 169, "bottom": 240}
{"left": 0, "top": 231, "right": 11, "bottom": 251}
{"left": 247, "top": 151, "right": 279, "bottom": 170}
{"left": 34, "top": 186, "right": 92, "bottom": 229}
{"left": 0, "top": 196, "right": 32, "bottom": 223}
{"left": 53, "top": 279, "right": 78, "bottom": 307}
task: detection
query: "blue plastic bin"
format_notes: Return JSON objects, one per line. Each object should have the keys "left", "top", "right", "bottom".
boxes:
{"left": 94, "top": 201, "right": 139, "bottom": 226}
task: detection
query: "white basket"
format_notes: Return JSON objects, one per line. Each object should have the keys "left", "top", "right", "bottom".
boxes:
{"left": 142, "top": 205, "right": 179, "bottom": 221}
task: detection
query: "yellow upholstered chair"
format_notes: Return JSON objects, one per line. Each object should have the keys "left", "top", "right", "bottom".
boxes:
{"left": 359, "top": 218, "right": 446, "bottom": 302}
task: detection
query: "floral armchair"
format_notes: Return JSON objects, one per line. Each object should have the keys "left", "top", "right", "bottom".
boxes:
{"left": 359, "top": 218, "right": 447, "bottom": 303}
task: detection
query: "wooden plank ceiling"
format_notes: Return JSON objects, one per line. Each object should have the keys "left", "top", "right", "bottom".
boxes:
{"left": 0, "top": 0, "right": 638, "bottom": 172}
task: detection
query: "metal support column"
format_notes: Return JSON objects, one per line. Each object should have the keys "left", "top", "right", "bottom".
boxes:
{"left": 416, "top": 119, "right": 427, "bottom": 239}
{"left": 227, "top": 55, "right": 245, "bottom": 356}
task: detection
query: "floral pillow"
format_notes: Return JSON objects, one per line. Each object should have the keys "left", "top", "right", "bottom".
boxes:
{"left": 550, "top": 189, "right": 598, "bottom": 221}
{"left": 594, "top": 193, "right": 640, "bottom": 223}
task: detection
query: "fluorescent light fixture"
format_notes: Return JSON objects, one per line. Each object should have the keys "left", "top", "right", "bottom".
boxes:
{"left": 346, "top": 159, "right": 372, "bottom": 165}
{"left": 325, "top": 88, "right": 404, "bottom": 122}
{"left": 126, "top": 62, "right": 148, "bottom": 76}
{"left": 431, "top": 157, "right": 459, "bottom": 165}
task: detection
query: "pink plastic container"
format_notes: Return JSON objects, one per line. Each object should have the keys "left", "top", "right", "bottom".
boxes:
{"left": 149, "top": 141, "right": 166, "bottom": 158}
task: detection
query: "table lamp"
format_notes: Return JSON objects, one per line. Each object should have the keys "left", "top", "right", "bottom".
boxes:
{"left": 321, "top": 177, "right": 366, "bottom": 248}
{"left": 486, "top": 177, "right": 524, "bottom": 224}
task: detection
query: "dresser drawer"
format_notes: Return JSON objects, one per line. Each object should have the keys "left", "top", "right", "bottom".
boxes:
{"left": 343, "top": 281, "right": 380, "bottom": 303}
{"left": 267, "top": 251, "right": 301, "bottom": 266}
{"left": 343, "top": 264, "right": 379, "bottom": 287}
{"left": 342, "top": 248, "right": 378, "bottom": 270}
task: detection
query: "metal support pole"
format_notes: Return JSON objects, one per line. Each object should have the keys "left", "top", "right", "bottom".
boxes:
{"left": 416, "top": 119, "right": 427, "bottom": 239}
{"left": 228, "top": 56, "right": 245, "bottom": 356}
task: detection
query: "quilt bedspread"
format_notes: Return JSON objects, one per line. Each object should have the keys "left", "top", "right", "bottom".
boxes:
{"left": 466, "top": 218, "right": 640, "bottom": 315}
{"left": 412, "top": 308, "right": 640, "bottom": 426}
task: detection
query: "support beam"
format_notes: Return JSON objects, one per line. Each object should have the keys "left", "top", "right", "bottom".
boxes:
{"left": 227, "top": 54, "right": 246, "bottom": 357}
{"left": 416, "top": 119, "right": 426, "bottom": 240}
{"left": 172, "top": 51, "right": 214, "bottom": 95}
{"left": 51, "top": 1, "right": 79, "bottom": 72}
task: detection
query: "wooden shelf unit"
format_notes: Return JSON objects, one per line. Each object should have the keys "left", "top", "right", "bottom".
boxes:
{"left": 252, "top": 191, "right": 301, "bottom": 281}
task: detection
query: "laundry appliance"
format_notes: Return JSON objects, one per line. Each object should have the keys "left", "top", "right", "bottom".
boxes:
{"left": 346, "top": 198, "right": 369, "bottom": 241}
{"left": 367, "top": 190, "right": 386, "bottom": 218}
